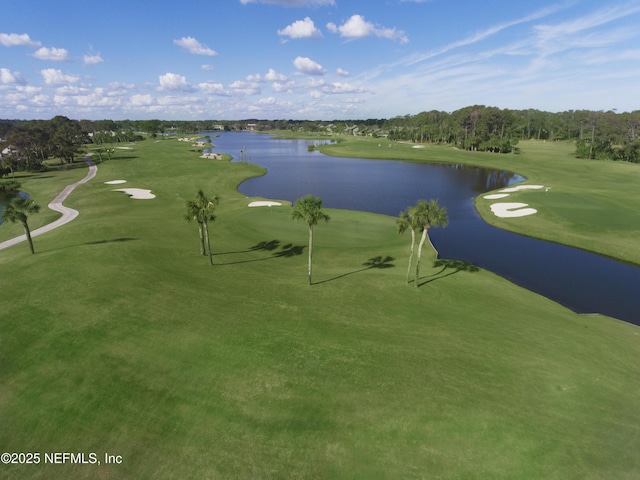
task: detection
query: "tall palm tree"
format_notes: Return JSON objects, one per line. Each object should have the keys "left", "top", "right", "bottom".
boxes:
{"left": 184, "top": 189, "right": 219, "bottom": 265}
{"left": 412, "top": 199, "right": 448, "bottom": 287}
{"left": 1, "top": 196, "right": 40, "bottom": 254}
{"left": 291, "top": 195, "right": 330, "bottom": 285}
{"left": 397, "top": 208, "right": 419, "bottom": 284}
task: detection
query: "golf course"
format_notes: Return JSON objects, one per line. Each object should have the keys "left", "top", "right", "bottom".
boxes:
{"left": 1, "top": 136, "right": 639, "bottom": 479}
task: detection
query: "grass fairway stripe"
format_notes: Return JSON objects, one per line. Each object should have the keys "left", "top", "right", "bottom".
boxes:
{"left": 1, "top": 137, "right": 639, "bottom": 479}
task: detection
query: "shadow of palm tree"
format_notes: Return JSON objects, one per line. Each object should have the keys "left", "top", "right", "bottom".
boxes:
{"left": 214, "top": 240, "right": 305, "bottom": 265}
{"left": 418, "top": 259, "right": 479, "bottom": 286}
{"left": 314, "top": 255, "right": 395, "bottom": 285}
{"left": 84, "top": 237, "right": 138, "bottom": 245}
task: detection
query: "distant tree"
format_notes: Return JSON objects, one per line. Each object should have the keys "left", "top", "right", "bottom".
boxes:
{"left": 1, "top": 196, "right": 40, "bottom": 254}
{"left": 291, "top": 195, "right": 330, "bottom": 285}
{"left": 410, "top": 199, "right": 448, "bottom": 287}
{"left": 184, "top": 189, "right": 219, "bottom": 265}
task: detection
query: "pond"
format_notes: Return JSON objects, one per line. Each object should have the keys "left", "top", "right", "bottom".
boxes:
{"left": 204, "top": 132, "right": 640, "bottom": 326}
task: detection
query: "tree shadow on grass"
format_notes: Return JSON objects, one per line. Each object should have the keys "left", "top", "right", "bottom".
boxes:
{"left": 417, "top": 259, "right": 479, "bottom": 287}
{"left": 313, "top": 255, "right": 395, "bottom": 285}
{"left": 84, "top": 237, "right": 138, "bottom": 246}
{"left": 214, "top": 239, "right": 305, "bottom": 265}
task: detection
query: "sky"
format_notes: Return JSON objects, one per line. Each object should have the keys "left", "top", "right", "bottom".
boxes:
{"left": 1, "top": 0, "right": 640, "bottom": 120}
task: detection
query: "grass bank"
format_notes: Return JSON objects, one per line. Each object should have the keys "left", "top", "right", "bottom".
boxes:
{"left": 316, "top": 136, "right": 640, "bottom": 266}
{"left": 1, "top": 138, "right": 639, "bottom": 479}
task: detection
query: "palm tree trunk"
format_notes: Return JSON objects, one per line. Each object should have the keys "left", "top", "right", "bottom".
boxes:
{"left": 203, "top": 220, "right": 213, "bottom": 265}
{"left": 198, "top": 222, "right": 206, "bottom": 255}
{"left": 406, "top": 228, "right": 416, "bottom": 283}
{"left": 414, "top": 227, "right": 429, "bottom": 287}
{"left": 426, "top": 230, "right": 439, "bottom": 257}
{"left": 22, "top": 221, "right": 35, "bottom": 254}
{"left": 308, "top": 224, "right": 313, "bottom": 285}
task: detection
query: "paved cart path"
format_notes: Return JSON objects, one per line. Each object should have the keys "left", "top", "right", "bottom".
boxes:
{"left": 0, "top": 155, "right": 97, "bottom": 251}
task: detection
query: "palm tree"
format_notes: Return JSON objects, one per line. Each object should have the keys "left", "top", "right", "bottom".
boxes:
{"left": 397, "top": 208, "right": 419, "bottom": 284}
{"left": 184, "top": 189, "right": 219, "bottom": 265}
{"left": 412, "top": 199, "right": 448, "bottom": 287}
{"left": 1, "top": 196, "right": 40, "bottom": 254}
{"left": 291, "top": 195, "right": 330, "bottom": 285}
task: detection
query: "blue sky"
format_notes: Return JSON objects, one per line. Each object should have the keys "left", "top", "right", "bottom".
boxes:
{"left": 1, "top": 0, "right": 640, "bottom": 120}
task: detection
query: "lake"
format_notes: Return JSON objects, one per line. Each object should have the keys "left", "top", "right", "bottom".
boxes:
{"left": 207, "top": 132, "right": 640, "bottom": 326}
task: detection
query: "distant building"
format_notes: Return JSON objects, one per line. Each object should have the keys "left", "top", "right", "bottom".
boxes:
{"left": 246, "top": 124, "right": 257, "bottom": 131}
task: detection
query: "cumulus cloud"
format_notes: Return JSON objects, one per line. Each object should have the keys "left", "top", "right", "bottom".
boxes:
{"left": 278, "top": 17, "right": 322, "bottom": 41}
{"left": 230, "top": 80, "right": 261, "bottom": 95}
{"left": 327, "top": 15, "right": 409, "bottom": 44}
{"left": 198, "top": 81, "right": 231, "bottom": 96}
{"left": 247, "top": 68, "right": 288, "bottom": 82}
{"left": 0, "top": 68, "right": 26, "bottom": 85}
{"left": 40, "top": 68, "right": 80, "bottom": 85}
{"left": 0, "top": 33, "right": 41, "bottom": 47}
{"left": 173, "top": 36, "right": 218, "bottom": 56}
{"left": 130, "top": 94, "right": 154, "bottom": 106}
{"left": 240, "top": 0, "right": 334, "bottom": 6}
{"left": 201, "top": 64, "right": 215, "bottom": 71}
{"left": 84, "top": 53, "right": 104, "bottom": 65}
{"left": 158, "top": 72, "right": 194, "bottom": 91}
{"left": 293, "top": 56, "right": 326, "bottom": 75}
{"left": 336, "top": 67, "right": 350, "bottom": 77}
{"left": 258, "top": 96, "right": 277, "bottom": 105}
{"left": 32, "top": 46, "right": 69, "bottom": 61}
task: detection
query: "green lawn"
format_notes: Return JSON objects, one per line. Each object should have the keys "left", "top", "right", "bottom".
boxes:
{"left": 1, "top": 138, "right": 639, "bottom": 479}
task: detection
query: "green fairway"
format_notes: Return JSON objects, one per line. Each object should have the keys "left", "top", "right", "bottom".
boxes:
{"left": 1, "top": 138, "right": 639, "bottom": 479}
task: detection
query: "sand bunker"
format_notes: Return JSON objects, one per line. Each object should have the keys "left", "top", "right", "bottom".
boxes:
{"left": 201, "top": 153, "right": 224, "bottom": 160}
{"left": 105, "top": 180, "right": 127, "bottom": 185}
{"left": 117, "top": 146, "right": 132, "bottom": 150}
{"left": 248, "top": 201, "right": 282, "bottom": 207}
{"left": 500, "top": 185, "right": 544, "bottom": 193}
{"left": 113, "top": 188, "right": 155, "bottom": 200}
{"left": 490, "top": 203, "right": 537, "bottom": 218}
{"left": 483, "top": 193, "right": 510, "bottom": 200}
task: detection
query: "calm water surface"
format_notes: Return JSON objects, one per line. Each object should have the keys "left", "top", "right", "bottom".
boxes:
{"left": 205, "top": 132, "right": 640, "bottom": 326}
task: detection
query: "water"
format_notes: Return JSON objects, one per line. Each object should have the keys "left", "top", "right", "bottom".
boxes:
{"left": 204, "top": 132, "right": 640, "bottom": 326}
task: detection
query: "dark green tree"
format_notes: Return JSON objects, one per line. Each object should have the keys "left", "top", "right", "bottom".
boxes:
{"left": 184, "top": 190, "right": 219, "bottom": 265}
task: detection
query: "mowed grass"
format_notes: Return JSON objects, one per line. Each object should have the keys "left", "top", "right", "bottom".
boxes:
{"left": 1, "top": 138, "right": 640, "bottom": 479}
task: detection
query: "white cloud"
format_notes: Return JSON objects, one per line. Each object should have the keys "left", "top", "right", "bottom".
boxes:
{"left": 240, "top": 0, "right": 334, "bottom": 6}
{"left": 198, "top": 81, "right": 231, "bottom": 96}
{"left": 322, "top": 82, "right": 369, "bottom": 94}
{"left": 258, "top": 96, "right": 277, "bottom": 105}
{"left": 293, "top": 56, "right": 326, "bottom": 75}
{"left": 130, "top": 94, "right": 154, "bottom": 106}
{"left": 230, "top": 80, "right": 261, "bottom": 95}
{"left": 337, "top": 67, "right": 350, "bottom": 77}
{"left": 328, "top": 15, "right": 409, "bottom": 44}
{"left": 84, "top": 53, "right": 104, "bottom": 65}
{"left": 32, "top": 46, "right": 69, "bottom": 61}
{"left": 0, "top": 33, "right": 41, "bottom": 47}
{"left": 158, "top": 72, "right": 194, "bottom": 91}
{"left": 277, "top": 17, "right": 322, "bottom": 40}
{"left": 247, "top": 68, "right": 288, "bottom": 82}
{"left": 40, "top": 68, "right": 80, "bottom": 85}
{"left": 174, "top": 36, "right": 218, "bottom": 56}
{"left": 0, "top": 68, "right": 26, "bottom": 85}
{"left": 201, "top": 64, "right": 215, "bottom": 71}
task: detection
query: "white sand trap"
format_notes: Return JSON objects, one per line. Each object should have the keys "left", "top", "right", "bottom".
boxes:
{"left": 105, "top": 180, "right": 127, "bottom": 185}
{"left": 117, "top": 146, "right": 133, "bottom": 150}
{"left": 490, "top": 203, "right": 537, "bottom": 217}
{"left": 248, "top": 201, "right": 282, "bottom": 207}
{"left": 113, "top": 188, "right": 155, "bottom": 199}
{"left": 412, "top": 145, "right": 425, "bottom": 148}
{"left": 483, "top": 193, "right": 510, "bottom": 200}
{"left": 500, "top": 185, "right": 544, "bottom": 193}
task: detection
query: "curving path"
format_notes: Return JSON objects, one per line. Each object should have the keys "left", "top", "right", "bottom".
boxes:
{"left": 0, "top": 154, "right": 97, "bottom": 251}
